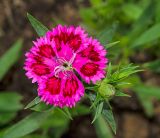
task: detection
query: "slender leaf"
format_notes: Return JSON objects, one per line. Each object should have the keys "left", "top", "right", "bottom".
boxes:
{"left": 137, "top": 92, "right": 154, "bottom": 117}
{"left": 42, "top": 109, "right": 69, "bottom": 138}
{"left": 27, "top": 13, "right": 49, "bottom": 36}
{"left": 0, "top": 92, "right": 23, "bottom": 112}
{"left": 115, "top": 91, "right": 131, "bottom": 97}
{"left": 132, "top": 23, "right": 160, "bottom": 48}
{"left": 133, "top": 85, "right": 160, "bottom": 100}
{"left": 92, "top": 102, "right": 104, "bottom": 123}
{"left": 143, "top": 60, "right": 160, "bottom": 73}
{"left": 133, "top": 84, "right": 160, "bottom": 116}
{"left": 30, "top": 102, "right": 52, "bottom": 112}
{"left": 0, "top": 112, "right": 17, "bottom": 125}
{"left": 57, "top": 108, "right": 73, "bottom": 120}
{"left": 102, "top": 102, "right": 116, "bottom": 134}
{"left": 0, "top": 39, "right": 22, "bottom": 81}
{"left": 155, "top": 0, "right": 160, "bottom": 22}
{"left": 105, "top": 41, "right": 120, "bottom": 49}
{"left": 94, "top": 115, "right": 113, "bottom": 138}
{"left": 3, "top": 111, "right": 51, "bottom": 138}
{"left": 128, "top": 0, "right": 155, "bottom": 42}
{"left": 122, "top": 3, "right": 142, "bottom": 20}
{"left": 24, "top": 97, "right": 41, "bottom": 109}
{"left": 70, "top": 105, "right": 90, "bottom": 116}
{"left": 97, "top": 23, "right": 118, "bottom": 45}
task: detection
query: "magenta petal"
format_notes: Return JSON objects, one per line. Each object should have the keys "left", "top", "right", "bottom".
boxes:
{"left": 38, "top": 72, "right": 84, "bottom": 108}
{"left": 24, "top": 25, "right": 108, "bottom": 108}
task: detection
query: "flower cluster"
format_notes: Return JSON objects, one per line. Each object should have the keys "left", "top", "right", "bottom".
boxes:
{"left": 24, "top": 25, "right": 108, "bottom": 108}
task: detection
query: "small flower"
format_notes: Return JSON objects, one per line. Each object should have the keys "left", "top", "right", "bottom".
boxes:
{"left": 24, "top": 25, "right": 108, "bottom": 108}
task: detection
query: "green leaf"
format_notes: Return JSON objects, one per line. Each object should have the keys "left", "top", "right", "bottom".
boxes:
{"left": 27, "top": 13, "right": 49, "bottom": 36}
{"left": 80, "top": 8, "right": 95, "bottom": 27}
{"left": 0, "top": 112, "right": 17, "bottom": 125}
{"left": 116, "top": 82, "right": 131, "bottom": 87}
{"left": 128, "top": 0, "right": 155, "bottom": 43}
{"left": 42, "top": 108, "right": 69, "bottom": 128}
{"left": 85, "top": 86, "right": 99, "bottom": 91}
{"left": 50, "top": 124, "right": 69, "bottom": 138}
{"left": 94, "top": 115, "right": 113, "bottom": 138}
{"left": 24, "top": 97, "right": 41, "bottom": 109}
{"left": 132, "top": 23, "right": 160, "bottom": 48}
{"left": 97, "top": 23, "right": 118, "bottom": 45}
{"left": 102, "top": 102, "right": 116, "bottom": 134}
{"left": 70, "top": 105, "right": 90, "bottom": 116}
{"left": 155, "top": 0, "right": 160, "bottom": 22}
{"left": 115, "top": 91, "right": 131, "bottom": 97}
{"left": 92, "top": 102, "right": 104, "bottom": 123}
{"left": 110, "top": 64, "right": 142, "bottom": 83}
{"left": 57, "top": 108, "right": 73, "bottom": 120}
{"left": 42, "top": 108, "right": 70, "bottom": 138}
{"left": 30, "top": 102, "right": 52, "bottom": 112}
{"left": 90, "top": 0, "right": 103, "bottom": 6}
{"left": 107, "top": 62, "right": 112, "bottom": 78}
{"left": 0, "top": 39, "right": 22, "bottom": 81}
{"left": 105, "top": 41, "right": 120, "bottom": 49}
{"left": 133, "top": 84, "right": 160, "bottom": 117}
{"left": 86, "top": 91, "right": 97, "bottom": 102}
{"left": 3, "top": 111, "right": 51, "bottom": 138}
{"left": 133, "top": 84, "right": 160, "bottom": 100}
{"left": 122, "top": 3, "right": 142, "bottom": 20}
{"left": 143, "top": 60, "right": 160, "bottom": 73}
{"left": 137, "top": 92, "right": 154, "bottom": 117}
{"left": 0, "top": 92, "right": 23, "bottom": 112}
{"left": 22, "top": 134, "right": 48, "bottom": 138}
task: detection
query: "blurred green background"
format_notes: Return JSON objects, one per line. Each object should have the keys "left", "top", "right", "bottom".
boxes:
{"left": 0, "top": 0, "right": 160, "bottom": 138}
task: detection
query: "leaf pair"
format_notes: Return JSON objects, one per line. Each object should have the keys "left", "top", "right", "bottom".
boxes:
{"left": 3, "top": 14, "right": 50, "bottom": 138}
{"left": 86, "top": 91, "right": 116, "bottom": 134}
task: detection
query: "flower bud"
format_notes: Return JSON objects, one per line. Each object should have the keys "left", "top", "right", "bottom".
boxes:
{"left": 98, "top": 82, "right": 115, "bottom": 98}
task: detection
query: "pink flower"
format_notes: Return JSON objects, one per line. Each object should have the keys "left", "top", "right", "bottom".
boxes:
{"left": 24, "top": 25, "right": 108, "bottom": 108}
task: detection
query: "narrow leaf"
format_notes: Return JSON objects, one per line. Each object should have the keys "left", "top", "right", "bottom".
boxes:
{"left": 71, "top": 105, "right": 90, "bottom": 116}
{"left": 30, "top": 102, "right": 52, "bottom": 112}
{"left": 24, "top": 97, "right": 41, "bottom": 109}
{"left": 97, "top": 23, "right": 118, "bottom": 45}
{"left": 102, "top": 102, "right": 116, "bottom": 134}
{"left": 57, "top": 108, "right": 73, "bottom": 120}
{"left": 115, "top": 91, "right": 131, "bottom": 97}
{"left": 133, "top": 85, "right": 160, "bottom": 100}
{"left": 27, "top": 13, "right": 49, "bottom": 36}
{"left": 3, "top": 111, "right": 51, "bottom": 138}
{"left": 0, "top": 92, "right": 23, "bottom": 112}
{"left": 132, "top": 23, "right": 160, "bottom": 48}
{"left": 94, "top": 115, "right": 113, "bottom": 138}
{"left": 133, "top": 84, "right": 160, "bottom": 116}
{"left": 92, "top": 102, "right": 104, "bottom": 123}
{"left": 137, "top": 92, "right": 154, "bottom": 117}
{"left": 105, "top": 41, "right": 120, "bottom": 49}
{"left": 0, "top": 39, "right": 22, "bottom": 81}
{"left": 122, "top": 3, "right": 142, "bottom": 20}
{"left": 107, "top": 62, "right": 112, "bottom": 78}
{"left": 143, "top": 60, "right": 160, "bottom": 73}
{"left": 0, "top": 112, "right": 17, "bottom": 125}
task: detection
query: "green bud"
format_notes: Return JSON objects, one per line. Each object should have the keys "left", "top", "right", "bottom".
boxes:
{"left": 98, "top": 82, "right": 115, "bottom": 98}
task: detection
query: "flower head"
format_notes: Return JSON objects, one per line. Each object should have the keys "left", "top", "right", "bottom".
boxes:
{"left": 24, "top": 25, "right": 108, "bottom": 108}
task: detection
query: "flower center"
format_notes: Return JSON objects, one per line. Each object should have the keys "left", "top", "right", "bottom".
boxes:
{"left": 63, "top": 63, "right": 68, "bottom": 68}
{"left": 54, "top": 53, "right": 76, "bottom": 77}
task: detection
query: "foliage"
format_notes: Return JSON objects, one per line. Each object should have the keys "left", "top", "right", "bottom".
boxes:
{"left": 0, "top": 40, "right": 23, "bottom": 126}
{"left": 0, "top": 39, "right": 22, "bottom": 81}
{"left": 80, "top": 0, "right": 160, "bottom": 136}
